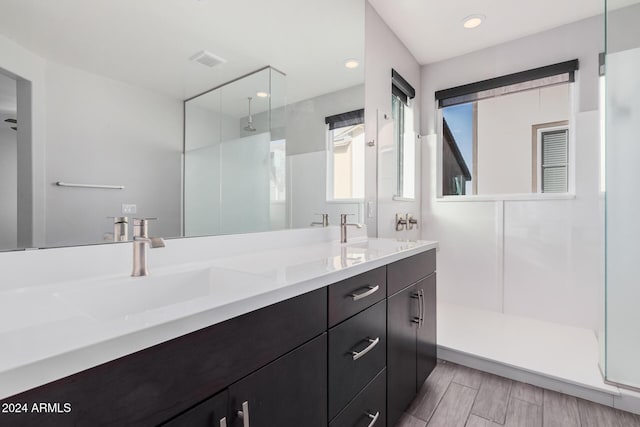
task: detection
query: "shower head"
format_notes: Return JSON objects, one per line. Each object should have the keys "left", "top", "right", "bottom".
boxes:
{"left": 244, "top": 97, "right": 257, "bottom": 132}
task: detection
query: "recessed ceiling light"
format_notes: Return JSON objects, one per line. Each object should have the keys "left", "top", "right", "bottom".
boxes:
{"left": 256, "top": 91, "right": 270, "bottom": 98}
{"left": 462, "top": 14, "right": 485, "bottom": 29}
{"left": 344, "top": 59, "right": 359, "bottom": 69}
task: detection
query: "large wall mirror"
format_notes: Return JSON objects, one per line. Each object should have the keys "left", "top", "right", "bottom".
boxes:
{"left": 0, "top": 0, "right": 365, "bottom": 251}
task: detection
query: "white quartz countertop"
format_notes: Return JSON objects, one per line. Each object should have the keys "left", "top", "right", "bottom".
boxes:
{"left": 0, "top": 235, "right": 437, "bottom": 400}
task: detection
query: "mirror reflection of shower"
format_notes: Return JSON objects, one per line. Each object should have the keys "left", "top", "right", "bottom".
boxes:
{"left": 244, "top": 97, "right": 256, "bottom": 132}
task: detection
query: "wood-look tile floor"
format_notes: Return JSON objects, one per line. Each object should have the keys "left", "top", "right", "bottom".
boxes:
{"left": 395, "top": 360, "right": 640, "bottom": 427}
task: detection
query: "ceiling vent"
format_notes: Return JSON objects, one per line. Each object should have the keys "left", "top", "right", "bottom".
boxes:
{"left": 189, "top": 50, "right": 226, "bottom": 68}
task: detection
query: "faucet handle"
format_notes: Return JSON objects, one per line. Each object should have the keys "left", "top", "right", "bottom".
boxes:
{"left": 133, "top": 218, "right": 158, "bottom": 237}
{"left": 396, "top": 213, "right": 408, "bottom": 231}
{"left": 314, "top": 213, "right": 329, "bottom": 226}
{"left": 407, "top": 214, "right": 418, "bottom": 230}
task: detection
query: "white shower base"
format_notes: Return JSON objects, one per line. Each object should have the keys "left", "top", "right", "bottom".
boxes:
{"left": 437, "top": 302, "right": 640, "bottom": 415}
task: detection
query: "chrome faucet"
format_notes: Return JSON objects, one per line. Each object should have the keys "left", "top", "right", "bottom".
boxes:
{"left": 340, "top": 214, "right": 362, "bottom": 243}
{"left": 132, "top": 218, "right": 165, "bottom": 277}
{"left": 111, "top": 216, "right": 129, "bottom": 242}
{"left": 310, "top": 213, "right": 329, "bottom": 227}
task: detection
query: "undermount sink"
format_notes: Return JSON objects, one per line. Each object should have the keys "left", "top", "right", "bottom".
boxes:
{"left": 56, "top": 268, "right": 215, "bottom": 321}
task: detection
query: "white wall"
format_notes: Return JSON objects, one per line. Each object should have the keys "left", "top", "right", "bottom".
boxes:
{"left": 421, "top": 15, "right": 604, "bottom": 330}
{"left": 44, "top": 61, "right": 183, "bottom": 246}
{"left": 365, "top": 2, "right": 422, "bottom": 239}
{"left": 0, "top": 35, "right": 184, "bottom": 248}
{"left": 477, "top": 85, "right": 570, "bottom": 194}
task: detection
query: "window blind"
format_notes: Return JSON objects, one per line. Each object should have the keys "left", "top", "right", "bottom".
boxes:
{"left": 435, "top": 60, "right": 579, "bottom": 108}
{"left": 542, "top": 129, "right": 569, "bottom": 193}
{"left": 325, "top": 109, "right": 364, "bottom": 130}
{"left": 392, "top": 69, "right": 415, "bottom": 105}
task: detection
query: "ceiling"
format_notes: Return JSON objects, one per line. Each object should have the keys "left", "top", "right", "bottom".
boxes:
{"left": 0, "top": 0, "right": 364, "bottom": 104}
{"left": 368, "top": 0, "right": 640, "bottom": 65}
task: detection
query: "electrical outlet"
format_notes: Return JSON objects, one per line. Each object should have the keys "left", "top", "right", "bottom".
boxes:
{"left": 122, "top": 204, "right": 137, "bottom": 214}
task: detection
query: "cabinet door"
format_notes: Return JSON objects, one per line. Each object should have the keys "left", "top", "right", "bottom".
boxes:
{"left": 229, "top": 333, "right": 327, "bottom": 427}
{"left": 387, "top": 283, "right": 420, "bottom": 427}
{"left": 416, "top": 274, "right": 437, "bottom": 389}
{"left": 162, "top": 390, "right": 228, "bottom": 427}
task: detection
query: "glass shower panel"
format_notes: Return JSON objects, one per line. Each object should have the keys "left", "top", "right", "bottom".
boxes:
{"left": 184, "top": 88, "right": 222, "bottom": 236}
{"left": 605, "top": 0, "right": 640, "bottom": 389}
{"left": 184, "top": 67, "right": 286, "bottom": 236}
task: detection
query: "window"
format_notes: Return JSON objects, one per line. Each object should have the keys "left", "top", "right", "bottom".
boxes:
{"left": 326, "top": 109, "right": 365, "bottom": 200}
{"left": 437, "top": 60, "right": 577, "bottom": 196}
{"left": 534, "top": 124, "right": 569, "bottom": 193}
{"left": 392, "top": 69, "right": 416, "bottom": 199}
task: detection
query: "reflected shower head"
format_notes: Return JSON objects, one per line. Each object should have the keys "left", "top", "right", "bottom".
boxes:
{"left": 244, "top": 97, "right": 257, "bottom": 132}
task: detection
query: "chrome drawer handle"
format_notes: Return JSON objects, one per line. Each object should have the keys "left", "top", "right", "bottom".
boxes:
{"left": 366, "top": 411, "right": 380, "bottom": 427}
{"left": 219, "top": 417, "right": 227, "bottom": 427}
{"left": 237, "top": 401, "right": 250, "bottom": 427}
{"left": 351, "top": 337, "right": 380, "bottom": 360}
{"left": 350, "top": 285, "right": 380, "bottom": 301}
{"left": 419, "top": 289, "right": 425, "bottom": 328}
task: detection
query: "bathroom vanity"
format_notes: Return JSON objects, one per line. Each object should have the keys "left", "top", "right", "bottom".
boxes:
{"left": 0, "top": 235, "right": 436, "bottom": 427}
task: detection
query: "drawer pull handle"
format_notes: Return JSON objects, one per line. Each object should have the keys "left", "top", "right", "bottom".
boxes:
{"left": 220, "top": 417, "right": 228, "bottom": 427}
{"left": 352, "top": 337, "right": 380, "bottom": 360}
{"left": 366, "top": 411, "right": 380, "bottom": 426}
{"left": 350, "top": 285, "right": 380, "bottom": 301}
{"left": 237, "top": 401, "right": 250, "bottom": 427}
{"left": 419, "top": 289, "right": 425, "bottom": 328}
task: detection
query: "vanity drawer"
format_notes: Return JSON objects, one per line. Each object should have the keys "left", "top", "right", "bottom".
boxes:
{"left": 328, "top": 266, "right": 386, "bottom": 327}
{"left": 328, "top": 299, "right": 386, "bottom": 419}
{"left": 387, "top": 249, "right": 436, "bottom": 295}
{"left": 330, "top": 368, "right": 386, "bottom": 427}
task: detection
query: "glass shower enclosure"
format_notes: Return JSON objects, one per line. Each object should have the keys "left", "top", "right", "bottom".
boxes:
{"left": 604, "top": 0, "right": 640, "bottom": 390}
{"left": 183, "top": 67, "right": 286, "bottom": 236}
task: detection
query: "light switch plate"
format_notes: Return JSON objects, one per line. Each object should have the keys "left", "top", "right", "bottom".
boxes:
{"left": 122, "top": 204, "right": 137, "bottom": 214}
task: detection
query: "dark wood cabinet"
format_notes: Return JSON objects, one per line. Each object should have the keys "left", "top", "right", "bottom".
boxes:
{"left": 386, "top": 249, "right": 437, "bottom": 427}
{"left": 328, "top": 266, "right": 387, "bottom": 327}
{"left": 162, "top": 391, "right": 228, "bottom": 427}
{"left": 387, "top": 282, "right": 421, "bottom": 426}
{"left": 416, "top": 274, "right": 437, "bottom": 387}
{"left": 228, "top": 334, "right": 327, "bottom": 427}
{"left": 328, "top": 300, "right": 386, "bottom": 419}
{"left": 330, "top": 368, "right": 386, "bottom": 427}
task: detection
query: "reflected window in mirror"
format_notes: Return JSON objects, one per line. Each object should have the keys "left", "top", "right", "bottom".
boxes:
{"left": 325, "top": 109, "right": 365, "bottom": 201}
{"left": 437, "top": 60, "right": 578, "bottom": 196}
{"left": 392, "top": 69, "right": 416, "bottom": 200}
